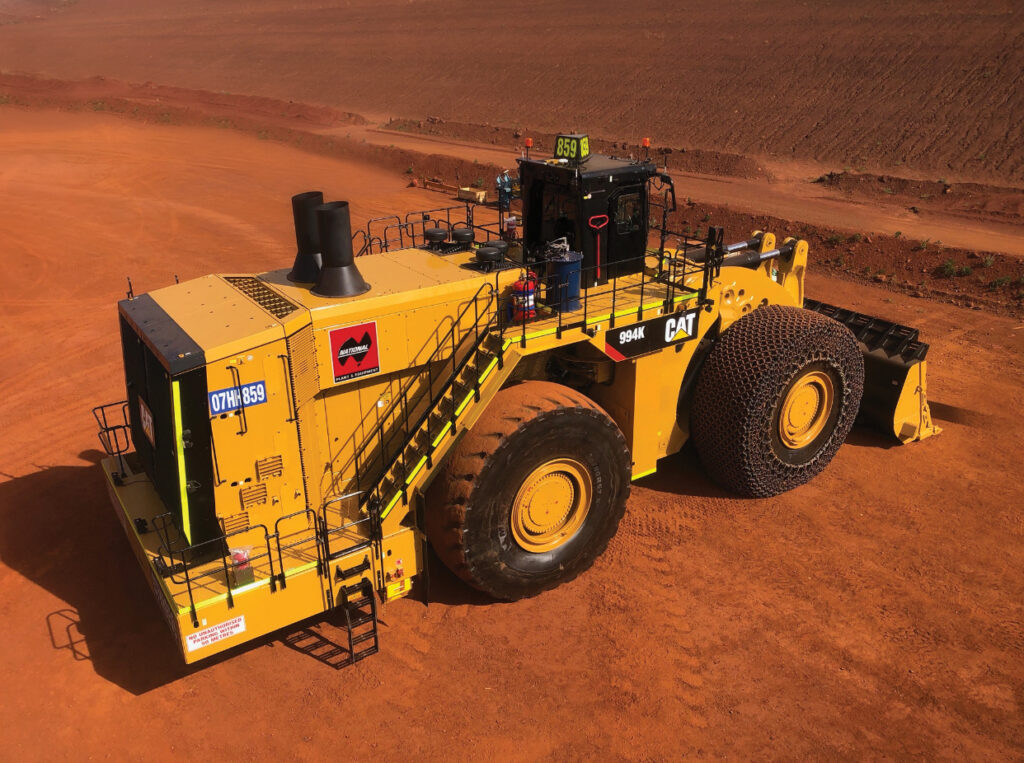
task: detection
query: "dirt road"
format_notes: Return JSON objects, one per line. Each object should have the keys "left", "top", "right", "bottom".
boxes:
{"left": 1, "top": 107, "right": 1022, "bottom": 758}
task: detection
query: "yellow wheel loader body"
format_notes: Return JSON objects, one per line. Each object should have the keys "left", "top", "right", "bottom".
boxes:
{"left": 93, "top": 140, "right": 938, "bottom": 664}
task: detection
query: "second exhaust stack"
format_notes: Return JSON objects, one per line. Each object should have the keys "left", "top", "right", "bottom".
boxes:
{"left": 287, "top": 190, "right": 324, "bottom": 283}
{"left": 312, "top": 201, "right": 370, "bottom": 298}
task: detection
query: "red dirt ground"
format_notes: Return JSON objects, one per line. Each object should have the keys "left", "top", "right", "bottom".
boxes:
{"left": 1, "top": 0, "right": 1023, "bottom": 756}
{"left": 1, "top": 106, "right": 1023, "bottom": 759}
{"left": 1, "top": 1, "right": 1022, "bottom": 184}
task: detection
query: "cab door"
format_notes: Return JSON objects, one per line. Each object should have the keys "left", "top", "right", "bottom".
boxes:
{"left": 606, "top": 185, "right": 647, "bottom": 279}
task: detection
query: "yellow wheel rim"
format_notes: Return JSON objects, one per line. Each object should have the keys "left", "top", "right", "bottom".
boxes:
{"left": 510, "top": 458, "right": 593, "bottom": 553}
{"left": 778, "top": 370, "right": 834, "bottom": 449}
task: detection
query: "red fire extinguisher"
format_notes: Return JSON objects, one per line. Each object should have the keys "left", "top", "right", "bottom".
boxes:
{"left": 511, "top": 271, "right": 539, "bottom": 322}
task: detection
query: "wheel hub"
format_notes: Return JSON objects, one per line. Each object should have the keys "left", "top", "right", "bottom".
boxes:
{"left": 510, "top": 458, "right": 593, "bottom": 553}
{"left": 778, "top": 370, "right": 834, "bottom": 449}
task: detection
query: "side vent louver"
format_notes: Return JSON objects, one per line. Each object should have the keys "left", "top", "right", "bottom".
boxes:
{"left": 239, "top": 483, "right": 268, "bottom": 509}
{"left": 256, "top": 455, "right": 284, "bottom": 481}
{"left": 221, "top": 511, "right": 250, "bottom": 534}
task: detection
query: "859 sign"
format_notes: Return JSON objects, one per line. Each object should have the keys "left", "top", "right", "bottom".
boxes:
{"left": 554, "top": 134, "right": 590, "bottom": 161}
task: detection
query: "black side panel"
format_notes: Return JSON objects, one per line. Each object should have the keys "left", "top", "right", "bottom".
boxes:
{"left": 177, "top": 367, "right": 219, "bottom": 545}
{"left": 120, "top": 314, "right": 179, "bottom": 518}
{"left": 119, "top": 294, "right": 205, "bottom": 374}
{"left": 119, "top": 300, "right": 218, "bottom": 545}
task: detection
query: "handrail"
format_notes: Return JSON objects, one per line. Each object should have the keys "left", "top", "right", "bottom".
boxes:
{"left": 92, "top": 400, "right": 131, "bottom": 476}
{"left": 344, "top": 281, "right": 497, "bottom": 509}
{"left": 154, "top": 518, "right": 276, "bottom": 627}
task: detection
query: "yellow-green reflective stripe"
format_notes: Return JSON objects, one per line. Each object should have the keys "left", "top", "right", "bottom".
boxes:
{"left": 431, "top": 421, "right": 452, "bottom": 448}
{"left": 381, "top": 490, "right": 402, "bottom": 520}
{"left": 632, "top": 467, "right": 657, "bottom": 480}
{"left": 455, "top": 390, "right": 474, "bottom": 417}
{"left": 176, "top": 560, "right": 320, "bottom": 615}
{"left": 171, "top": 380, "right": 191, "bottom": 543}
{"left": 479, "top": 356, "right": 499, "bottom": 383}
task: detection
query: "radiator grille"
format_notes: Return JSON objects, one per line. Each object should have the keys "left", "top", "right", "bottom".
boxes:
{"left": 287, "top": 324, "right": 321, "bottom": 508}
{"left": 287, "top": 324, "right": 319, "bottom": 406}
{"left": 224, "top": 276, "right": 298, "bottom": 320}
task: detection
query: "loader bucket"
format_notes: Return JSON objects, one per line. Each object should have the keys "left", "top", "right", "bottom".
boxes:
{"left": 804, "top": 299, "right": 941, "bottom": 443}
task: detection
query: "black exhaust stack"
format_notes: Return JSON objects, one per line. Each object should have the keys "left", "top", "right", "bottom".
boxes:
{"left": 287, "top": 191, "right": 324, "bottom": 283}
{"left": 312, "top": 201, "right": 370, "bottom": 298}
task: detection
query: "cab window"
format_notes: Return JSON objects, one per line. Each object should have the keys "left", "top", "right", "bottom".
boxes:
{"left": 615, "top": 192, "right": 641, "bottom": 234}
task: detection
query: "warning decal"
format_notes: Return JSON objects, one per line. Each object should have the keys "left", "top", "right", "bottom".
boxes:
{"left": 186, "top": 615, "right": 246, "bottom": 652}
{"left": 329, "top": 321, "right": 381, "bottom": 384}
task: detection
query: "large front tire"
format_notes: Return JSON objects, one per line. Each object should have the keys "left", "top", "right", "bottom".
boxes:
{"left": 692, "top": 305, "right": 864, "bottom": 497}
{"left": 426, "top": 381, "right": 631, "bottom": 600}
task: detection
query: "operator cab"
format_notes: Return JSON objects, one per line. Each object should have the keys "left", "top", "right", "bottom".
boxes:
{"left": 518, "top": 133, "right": 664, "bottom": 287}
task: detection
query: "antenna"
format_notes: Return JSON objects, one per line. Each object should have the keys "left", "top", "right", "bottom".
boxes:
{"left": 126, "top": 276, "right": 134, "bottom": 300}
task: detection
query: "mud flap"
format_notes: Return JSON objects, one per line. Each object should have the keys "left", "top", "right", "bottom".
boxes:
{"left": 804, "top": 299, "right": 941, "bottom": 443}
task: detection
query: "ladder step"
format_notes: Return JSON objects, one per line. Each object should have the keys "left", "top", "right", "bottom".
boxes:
{"left": 376, "top": 476, "right": 397, "bottom": 500}
{"left": 346, "top": 595, "right": 373, "bottom": 609}
{"left": 342, "top": 579, "right": 373, "bottom": 597}
{"left": 451, "top": 380, "right": 477, "bottom": 401}
{"left": 351, "top": 631, "right": 376, "bottom": 645}
{"left": 335, "top": 554, "right": 371, "bottom": 581}
{"left": 327, "top": 539, "right": 373, "bottom": 561}
{"left": 349, "top": 611, "right": 375, "bottom": 628}
{"left": 400, "top": 443, "right": 424, "bottom": 469}
{"left": 352, "top": 645, "right": 378, "bottom": 662}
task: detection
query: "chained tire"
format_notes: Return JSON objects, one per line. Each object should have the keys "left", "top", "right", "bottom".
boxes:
{"left": 692, "top": 305, "right": 864, "bottom": 498}
{"left": 426, "top": 381, "right": 631, "bottom": 600}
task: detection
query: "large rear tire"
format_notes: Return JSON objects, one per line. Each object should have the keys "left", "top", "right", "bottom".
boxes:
{"left": 692, "top": 305, "right": 864, "bottom": 497}
{"left": 426, "top": 381, "right": 631, "bottom": 600}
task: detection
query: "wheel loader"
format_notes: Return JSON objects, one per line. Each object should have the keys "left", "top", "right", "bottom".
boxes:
{"left": 94, "top": 133, "right": 939, "bottom": 665}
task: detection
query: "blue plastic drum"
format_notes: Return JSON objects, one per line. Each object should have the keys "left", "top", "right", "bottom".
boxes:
{"left": 545, "top": 250, "right": 583, "bottom": 312}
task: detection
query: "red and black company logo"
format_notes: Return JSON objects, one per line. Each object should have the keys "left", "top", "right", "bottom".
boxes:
{"left": 329, "top": 321, "right": 381, "bottom": 383}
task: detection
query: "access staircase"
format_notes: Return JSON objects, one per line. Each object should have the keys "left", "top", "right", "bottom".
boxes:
{"left": 317, "top": 282, "right": 520, "bottom": 658}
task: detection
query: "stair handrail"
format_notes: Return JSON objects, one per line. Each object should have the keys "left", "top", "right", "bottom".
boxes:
{"left": 343, "top": 281, "right": 498, "bottom": 506}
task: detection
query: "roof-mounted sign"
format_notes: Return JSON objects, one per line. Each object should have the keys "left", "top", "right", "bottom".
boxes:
{"left": 553, "top": 133, "right": 590, "bottom": 164}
